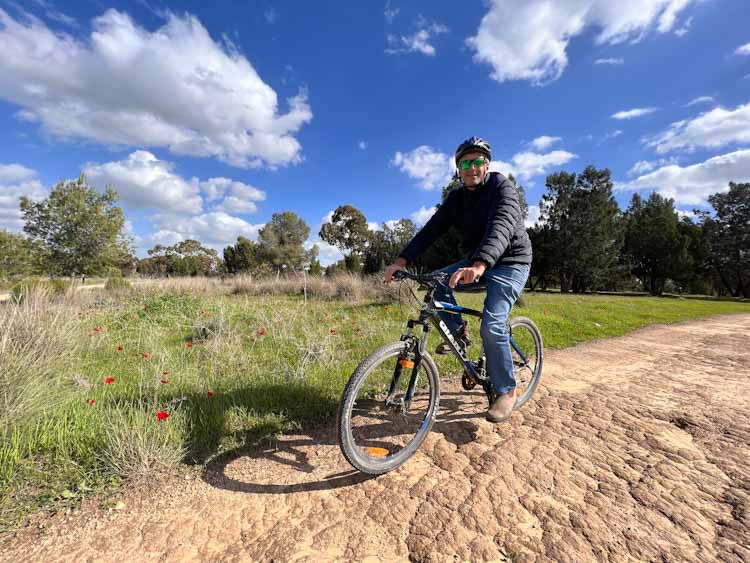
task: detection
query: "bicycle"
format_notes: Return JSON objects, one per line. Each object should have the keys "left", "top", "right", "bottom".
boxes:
{"left": 337, "top": 269, "right": 544, "bottom": 475}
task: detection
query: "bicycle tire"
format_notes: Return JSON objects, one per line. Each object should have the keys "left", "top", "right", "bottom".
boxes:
{"left": 337, "top": 341, "right": 440, "bottom": 475}
{"left": 508, "top": 316, "right": 543, "bottom": 409}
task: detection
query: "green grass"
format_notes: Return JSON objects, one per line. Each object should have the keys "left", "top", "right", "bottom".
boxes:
{"left": 1, "top": 286, "right": 748, "bottom": 531}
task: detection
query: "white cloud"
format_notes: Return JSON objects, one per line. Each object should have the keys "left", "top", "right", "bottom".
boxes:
{"left": 525, "top": 205, "right": 541, "bottom": 228}
{"left": 305, "top": 239, "right": 344, "bottom": 267}
{"left": 84, "top": 151, "right": 265, "bottom": 217}
{"left": 0, "top": 163, "right": 36, "bottom": 182}
{"left": 367, "top": 221, "right": 379, "bottom": 231}
{"left": 674, "top": 16, "right": 693, "bottom": 37}
{"left": 264, "top": 8, "right": 277, "bottom": 24}
{"left": 622, "top": 149, "right": 750, "bottom": 205}
{"left": 386, "top": 21, "right": 449, "bottom": 56}
{"left": 84, "top": 151, "right": 204, "bottom": 214}
{"left": 508, "top": 150, "right": 578, "bottom": 181}
{"left": 612, "top": 107, "right": 658, "bottom": 120}
{"left": 358, "top": 140, "right": 367, "bottom": 150}
{"left": 600, "top": 130, "right": 623, "bottom": 143}
{"left": 467, "top": 0, "right": 695, "bottom": 85}
{"left": 627, "top": 157, "right": 679, "bottom": 176}
{"left": 202, "top": 177, "right": 265, "bottom": 214}
{"left": 384, "top": 4, "right": 399, "bottom": 24}
{"left": 154, "top": 211, "right": 264, "bottom": 249}
{"left": 391, "top": 146, "right": 455, "bottom": 190}
{"left": 594, "top": 58, "right": 624, "bottom": 65}
{"left": 646, "top": 102, "right": 750, "bottom": 154}
{"left": 410, "top": 206, "right": 436, "bottom": 226}
{"left": 735, "top": 42, "right": 750, "bottom": 56}
{"left": 529, "top": 135, "right": 561, "bottom": 150}
{"left": 0, "top": 164, "right": 47, "bottom": 231}
{"left": 321, "top": 210, "right": 334, "bottom": 225}
{"left": 0, "top": 9, "right": 312, "bottom": 168}
{"left": 685, "top": 96, "right": 715, "bottom": 107}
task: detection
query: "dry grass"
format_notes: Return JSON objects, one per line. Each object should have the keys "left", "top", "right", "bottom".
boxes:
{"left": 0, "top": 288, "right": 79, "bottom": 431}
{"left": 102, "top": 409, "right": 186, "bottom": 483}
{"left": 231, "top": 272, "right": 400, "bottom": 302}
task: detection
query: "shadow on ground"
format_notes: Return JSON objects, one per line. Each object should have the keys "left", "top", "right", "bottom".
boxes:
{"left": 201, "top": 390, "right": 488, "bottom": 495}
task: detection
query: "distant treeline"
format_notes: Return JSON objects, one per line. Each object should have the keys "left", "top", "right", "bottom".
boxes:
{"left": 1, "top": 169, "right": 748, "bottom": 297}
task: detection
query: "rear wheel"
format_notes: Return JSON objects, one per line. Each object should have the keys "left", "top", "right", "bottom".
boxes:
{"left": 508, "top": 316, "right": 543, "bottom": 408}
{"left": 337, "top": 341, "right": 440, "bottom": 475}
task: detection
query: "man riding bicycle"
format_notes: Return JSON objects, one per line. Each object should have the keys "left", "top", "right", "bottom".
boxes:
{"left": 384, "top": 136, "right": 532, "bottom": 423}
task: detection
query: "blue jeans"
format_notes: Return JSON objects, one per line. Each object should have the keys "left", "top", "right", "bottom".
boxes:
{"left": 433, "top": 260, "right": 530, "bottom": 395}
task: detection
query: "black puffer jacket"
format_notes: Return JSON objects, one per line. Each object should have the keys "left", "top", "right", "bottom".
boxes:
{"left": 399, "top": 172, "right": 532, "bottom": 267}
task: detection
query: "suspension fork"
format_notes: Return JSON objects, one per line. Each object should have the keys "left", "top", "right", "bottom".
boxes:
{"left": 386, "top": 320, "right": 430, "bottom": 411}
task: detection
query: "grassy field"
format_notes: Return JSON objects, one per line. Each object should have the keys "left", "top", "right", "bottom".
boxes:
{"left": 1, "top": 277, "right": 748, "bottom": 531}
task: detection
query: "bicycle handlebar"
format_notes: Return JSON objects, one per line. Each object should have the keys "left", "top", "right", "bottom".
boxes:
{"left": 392, "top": 270, "right": 450, "bottom": 286}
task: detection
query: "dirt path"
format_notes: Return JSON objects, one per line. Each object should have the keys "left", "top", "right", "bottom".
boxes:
{"left": 3, "top": 315, "right": 749, "bottom": 562}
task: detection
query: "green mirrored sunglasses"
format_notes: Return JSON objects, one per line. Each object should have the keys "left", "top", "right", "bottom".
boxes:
{"left": 458, "top": 157, "right": 488, "bottom": 170}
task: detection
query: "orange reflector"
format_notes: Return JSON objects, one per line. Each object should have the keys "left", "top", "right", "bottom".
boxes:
{"left": 399, "top": 359, "right": 415, "bottom": 369}
{"left": 364, "top": 447, "right": 389, "bottom": 457}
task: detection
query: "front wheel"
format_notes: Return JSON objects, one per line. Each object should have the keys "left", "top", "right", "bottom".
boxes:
{"left": 337, "top": 341, "right": 440, "bottom": 475}
{"left": 508, "top": 316, "right": 543, "bottom": 409}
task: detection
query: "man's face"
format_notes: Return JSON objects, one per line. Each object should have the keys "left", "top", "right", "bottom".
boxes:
{"left": 457, "top": 151, "right": 490, "bottom": 190}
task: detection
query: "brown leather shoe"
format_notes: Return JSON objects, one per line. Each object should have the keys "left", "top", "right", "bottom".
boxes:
{"left": 486, "top": 389, "right": 516, "bottom": 423}
{"left": 435, "top": 321, "right": 471, "bottom": 355}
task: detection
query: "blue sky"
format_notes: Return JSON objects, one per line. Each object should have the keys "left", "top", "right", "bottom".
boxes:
{"left": 1, "top": 0, "right": 749, "bottom": 265}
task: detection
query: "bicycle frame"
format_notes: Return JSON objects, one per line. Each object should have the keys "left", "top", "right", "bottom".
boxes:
{"left": 392, "top": 288, "right": 498, "bottom": 408}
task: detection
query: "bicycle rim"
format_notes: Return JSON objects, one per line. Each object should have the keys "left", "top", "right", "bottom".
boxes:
{"left": 509, "top": 317, "right": 543, "bottom": 408}
{"left": 339, "top": 342, "right": 439, "bottom": 474}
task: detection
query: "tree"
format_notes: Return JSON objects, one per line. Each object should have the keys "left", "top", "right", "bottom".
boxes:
{"left": 540, "top": 166, "right": 622, "bottom": 292}
{"left": 363, "top": 219, "right": 417, "bottom": 274}
{"left": 138, "top": 239, "right": 220, "bottom": 276}
{"left": 623, "top": 192, "right": 691, "bottom": 295}
{"left": 20, "top": 175, "right": 132, "bottom": 276}
{"left": 702, "top": 182, "right": 750, "bottom": 297}
{"left": 319, "top": 205, "right": 371, "bottom": 271}
{"left": 257, "top": 211, "right": 311, "bottom": 271}
{"left": 224, "top": 236, "right": 259, "bottom": 274}
{"left": 0, "top": 230, "right": 37, "bottom": 279}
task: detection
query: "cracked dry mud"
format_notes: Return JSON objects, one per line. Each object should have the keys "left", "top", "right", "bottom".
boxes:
{"left": 3, "top": 315, "right": 749, "bottom": 562}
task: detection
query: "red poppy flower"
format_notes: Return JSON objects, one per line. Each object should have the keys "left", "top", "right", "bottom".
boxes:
{"left": 162, "top": 371, "right": 169, "bottom": 375}
{"left": 186, "top": 342, "right": 193, "bottom": 348}
{"left": 94, "top": 326, "right": 104, "bottom": 332}
{"left": 86, "top": 399, "right": 96, "bottom": 406}
{"left": 160, "top": 379, "right": 169, "bottom": 384}
{"left": 207, "top": 391, "right": 214, "bottom": 398}
{"left": 258, "top": 327, "right": 267, "bottom": 336}
{"left": 351, "top": 320, "right": 356, "bottom": 325}
{"left": 356, "top": 327, "right": 362, "bottom": 333}
{"left": 384, "top": 305, "right": 389, "bottom": 311}
{"left": 103, "top": 377, "right": 115, "bottom": 384}
{"left": 142, "top": 353, "right": 151, "bottom": 359}
{"left": 155, "top": 410, "right": 169, "bottom": 421}
{"left": 329, "top": 328, "right": 336, "bottom": 335}
{"left": 117, "top": 345, "right": 124, "bottom": 351}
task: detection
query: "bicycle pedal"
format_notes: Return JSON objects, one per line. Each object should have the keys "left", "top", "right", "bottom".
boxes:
{"left": 461, "top": 372, "right": 477, "bottom": 390}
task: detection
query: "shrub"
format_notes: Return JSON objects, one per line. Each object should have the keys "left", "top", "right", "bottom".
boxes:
{"left": 10, "top": 277, "right": 72, "bottom": 303}
{"left": 0, "top": 291, "right": 78, "bottom": 431}
{"left": 101, "top": 409, "right": 186, "bottom": 482}
{"left": 105, "top": 275, "right": 131, "bottom": 292}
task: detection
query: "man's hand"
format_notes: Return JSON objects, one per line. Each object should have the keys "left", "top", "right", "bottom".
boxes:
{"left": 448, "top": 261, "right": 487, "bottom": 288}
{"left": 383, "top": 257, "right": 407, "bottom": 284}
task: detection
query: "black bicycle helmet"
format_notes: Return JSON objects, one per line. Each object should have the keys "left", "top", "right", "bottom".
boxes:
{"left": 454, "top": 136, "right": 492, "bottom": 165}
